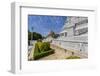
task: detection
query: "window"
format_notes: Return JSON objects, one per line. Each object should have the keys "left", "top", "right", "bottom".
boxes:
{"left": 60, "top": 33, "right": 64, "bottom": 36}
{"left": 75, "top": 19, "right": 88, "bottom": 26}
{"left": 74, "top": 27, "right": 88, "bottom": 36}
{"left": 65, "top": 32, "right": 67, "bottom": 37}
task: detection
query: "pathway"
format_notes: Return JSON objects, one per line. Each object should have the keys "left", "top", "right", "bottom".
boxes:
{"left": 28, "top": 43, "right": 87, "bottom": 60}
{"left": 39, "top": 44, "right": 72, "bottom": 60}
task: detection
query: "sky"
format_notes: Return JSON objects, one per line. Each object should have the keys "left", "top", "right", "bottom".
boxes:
{"left": 28, "top": 15, "right": 67, "bottom": 36}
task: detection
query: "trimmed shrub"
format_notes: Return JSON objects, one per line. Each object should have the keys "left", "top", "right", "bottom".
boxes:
{"left": 37, "top": 42, "right": 43, "bottom": 52}
{"left": 34, "top": 42, "right": 51, "bottom": 52}
{"left": 34, "top": 49, "right": 54, "bottom": 60}
{"left": 42, "top": 42, "right": 51, "bottom": 52}
{"left": 33, "top": 41, "right": 54, "bottom": 60}
{"left": 34, "top": 43, "right": 40, "bottom": 54}
{"left": 37, "top": 39, "right": 42, "bottom": 42}
{"left": 66, "top": 56, "right": 80, "bottom": 59}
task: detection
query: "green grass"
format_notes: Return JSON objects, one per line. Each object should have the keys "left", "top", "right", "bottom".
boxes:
{"left": 66, "top": 56, "right": 80, "bottom": 59}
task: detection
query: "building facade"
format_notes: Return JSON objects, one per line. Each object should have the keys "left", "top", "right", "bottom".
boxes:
{"left": 52, "top": 16, "right": 88, "bottom": 58}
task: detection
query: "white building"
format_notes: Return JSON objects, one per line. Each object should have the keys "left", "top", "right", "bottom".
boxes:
{"left": 43, "top": 31, "right": 55, "bottom": 42}
{"left": 52, "top": 16, "right": 88, "bottom": 57}
{"left": 44, "top": 36, "right": 54, "bottom": 42}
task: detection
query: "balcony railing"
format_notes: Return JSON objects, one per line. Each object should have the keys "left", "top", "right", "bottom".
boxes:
{"left": 75, "top": 19, "right": 88, "bottom": 26}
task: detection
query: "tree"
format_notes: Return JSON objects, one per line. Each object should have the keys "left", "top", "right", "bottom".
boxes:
{"left": 28, "top": 30, "right": 43, "bottom": 40}
{"left": 32, "top": 32, "right": 42, "bottom": 40}
{"left": 28, "top": 30, "right": 31, "bottom": 45}
{"left": 28, "top": 30, "right": 31, "bottom": 40}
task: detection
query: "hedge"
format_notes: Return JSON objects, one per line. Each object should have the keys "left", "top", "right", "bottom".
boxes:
{"left": 66, "top": 56, "right": 80, "bottom": 59}
{"left": 34, "top": 42, "right": 51, "bottom": 53}
{"left": 41, "top": 42, "right": 51, "bottom": 51}
{"left": 33, "top": 41, "right": 54, "bottom": 60}
{"left": 34, "top": 43, "right": 41, "bottom": 54}
{"left": 34, "top": 49, "right": 54, "bottom": 60}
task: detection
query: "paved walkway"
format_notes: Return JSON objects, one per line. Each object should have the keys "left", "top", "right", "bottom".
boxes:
{"left": 28, "top": 42, "right": 36, "bottom": 60}
{"left": 39, "top": 44, "right": 72, "bottom": 60}
{"left": 28, "top": 46, "right": 34, "bottom": 60}
{"left": 28, "top": 43, "right": 87, "bottom": 60}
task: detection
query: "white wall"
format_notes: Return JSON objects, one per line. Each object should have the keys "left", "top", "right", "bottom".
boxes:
{"left": 0, "top": 0, "right": 100, "bottom": 76}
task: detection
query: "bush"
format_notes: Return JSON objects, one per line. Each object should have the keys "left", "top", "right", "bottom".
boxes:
{"left": 37, "top": 42, "right": 43, "bottom": 52}
{"left": 37, "top": 39, "right": 42, "bottom": 42}
{"left": 33, "top": 41, "right": 54, "bottom": 60}
{"left": 34, "top": 42, "right": 51, "bottom": 52}
{"left": 42, "top": 42, "right": 51, "bottom": 51}
{"left": 66, "top": 56, "right": 80, "bottom": 59}
{"left": 34, "top": 49, "right": 54, "bottom": 60}
{"left": 34, "top": 43, "right": 40, "bottom": 54}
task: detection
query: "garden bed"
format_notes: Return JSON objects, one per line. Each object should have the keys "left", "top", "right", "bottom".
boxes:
{"left": 66, "top": 56, "right": 80, "bottom": 59}
{"left": 33, "top": 41, "right": 55, "bottom": 60}
{"left": 34, "top": 49, "right": 55, "bottom": 60}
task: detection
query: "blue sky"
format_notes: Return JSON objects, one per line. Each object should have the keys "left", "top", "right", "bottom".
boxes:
{"left": 28, "top": 15, "right": 67, "bottom": 36}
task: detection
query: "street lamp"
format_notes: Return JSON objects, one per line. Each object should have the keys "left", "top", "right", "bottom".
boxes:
{"left": 30, "top": 26, "right": 34, "bottom": 46}
{"left": 31, "top": 26, "right": 34, "bottom": 40}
